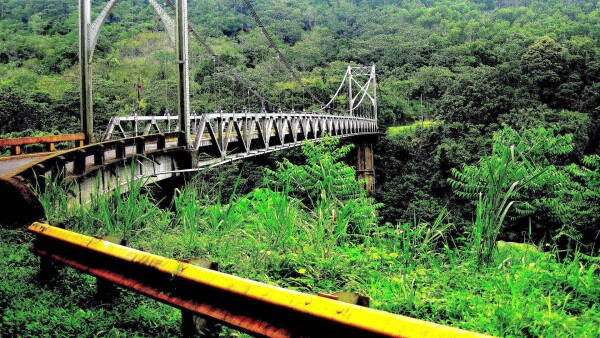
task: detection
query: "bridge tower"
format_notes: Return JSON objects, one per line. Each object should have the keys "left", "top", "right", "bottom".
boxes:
{"left": 348, "top": 65, "right": 377, "bottom": 196}
{"left": 175, "top": 0, "right": 191, "bottom": 148}
{"left": 78, "top": 0, "right": 190, "bottom": 146}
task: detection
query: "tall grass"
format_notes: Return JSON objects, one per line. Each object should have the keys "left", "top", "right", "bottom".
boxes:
{"left": 39, "top": 163, "right": 165, "bottom": 239}
{"left": 35, "top": 171, "right": 75, "bottom": 224}
{"left": 34, "top": 138, "right": 600, "bottom": 337}
{"left": 83, "top": 171, "right": 163, "bottom": 239}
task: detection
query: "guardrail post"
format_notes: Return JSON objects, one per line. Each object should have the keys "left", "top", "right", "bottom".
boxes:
{"left": 318, "top": 291, "right": 370, "bottom": 308}
{"left": 181, "top": 258, "right": 220, "bottom": 338}
{"left": 51, "top": 156, "right": 67, "bottom": 181}
{"left": 11, "top": 145, "right": 21, "bottom": 155}
{"left": 34, "top": 226, "right": 64, "bottom": 282}
{"left": 39, "top": 255, "right": 58, "bottom": 282}
{"left": 116, "top": 141, "right": 126, "bottom": 160}
{"left": 46, "top": 142, "right": 55, "bottom": 152}
{"left": 94, "top": 146, "right": 106, "bottom": 166}
{"left": 157, "top": 134, "right": 166, "bottom": 150}
{"left": 135, "top": 136, "right": 145, "bottom": 155}
{"left": 96, "top": 235, "right": 126, "bottom": 302}
{"left": 74, "top": 150, "right": 87, "bottom": 175}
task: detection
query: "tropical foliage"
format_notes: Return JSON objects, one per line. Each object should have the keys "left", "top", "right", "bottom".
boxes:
{"left": 1, "top": 1, "right": 599, "bottom": 337}
{"left": 5, "top": 136, "right": 596, "bottom": 337}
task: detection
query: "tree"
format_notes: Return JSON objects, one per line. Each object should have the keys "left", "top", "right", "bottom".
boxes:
{"left": 0, "top": 88, "right": 47, "bottom": 133}
{"left": 436, "top": 65, "right": 521, "bottom": 127}
{"left": 521, "top": 36, "right": 567, "bottom": 107}
{"left": 265, "top": 137, "right": 381, "bottom": 241}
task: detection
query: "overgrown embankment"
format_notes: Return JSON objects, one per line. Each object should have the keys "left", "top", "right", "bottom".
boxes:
{"left": 2, "top": 135, "right": 599, "bottom": 337}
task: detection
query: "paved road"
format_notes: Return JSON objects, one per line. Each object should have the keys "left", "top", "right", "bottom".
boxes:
{"left": 0, "top": 155, "right": 49, "bottom": 177}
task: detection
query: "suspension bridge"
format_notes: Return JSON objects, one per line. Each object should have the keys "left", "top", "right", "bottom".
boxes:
{"left": 1, "top": 0, "right": 378, "bottom": 203}
{"left": 0, "top": 1, "right": 487, "bottom": 337}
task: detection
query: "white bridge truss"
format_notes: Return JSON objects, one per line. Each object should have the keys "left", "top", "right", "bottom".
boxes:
{"left": 102, "top": 65, "right": 378, "bottom": 164}
{"left": 103, "top": 112, "right": 377, "bottom": 160}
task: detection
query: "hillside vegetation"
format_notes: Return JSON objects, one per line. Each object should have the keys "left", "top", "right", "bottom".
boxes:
{"left": 1, "top": 0, "right": 599, "bottom": 229}
{"left": 0, "top": 1, "right": 599, "bottom": 337}
{"left": 0, "top": 136, "right": 598, "bottom": 337}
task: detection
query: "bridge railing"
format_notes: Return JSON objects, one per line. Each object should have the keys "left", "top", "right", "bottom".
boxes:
{"left": 0, "top": 134, "right": 85, "bottom": 156}
{"left": 29, "top": 222, "right": 490, "bottom": 338}
{"left": 102, "top": 112, "right": 378, "bottom": 142}
{"left": 6, "top": 132, "right": 183, "bottom": 183}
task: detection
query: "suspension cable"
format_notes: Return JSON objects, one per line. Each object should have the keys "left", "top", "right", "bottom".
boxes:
{"left": 163, "top": 0, "right": 357, "bottom": 115}
{"left": 240, "top": 0, "right": 325, "bottom": 107}
{"left": 311, "top": 68, "right": 351, "bottom": 114}
{"left": 164, "top": 0, "right": 285, "bottom": 112}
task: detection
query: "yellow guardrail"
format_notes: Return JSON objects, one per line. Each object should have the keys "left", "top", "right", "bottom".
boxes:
{"left": 28, "top": 222, "right": 492, "bottom": 338}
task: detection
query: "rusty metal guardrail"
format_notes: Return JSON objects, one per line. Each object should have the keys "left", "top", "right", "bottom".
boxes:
{"left": 28, "top": 222, "right": 491, "bottom": 338}
{"left": 0, "top": 133, "right": 85, "bottom": 156}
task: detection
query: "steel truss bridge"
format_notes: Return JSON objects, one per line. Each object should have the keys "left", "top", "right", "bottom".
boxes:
{"left": 104, "top": 110, "right": 377, "bottom": 160}
{"left": 1, "top": 0, "right": 380, "bottom": 206}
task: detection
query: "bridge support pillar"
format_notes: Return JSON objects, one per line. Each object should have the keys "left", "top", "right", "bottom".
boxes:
{"left": 174, "top": 149, "right": 198, "bottom": 172}
{"left": 356, "top": 140, "right": 375, "bottom": 197}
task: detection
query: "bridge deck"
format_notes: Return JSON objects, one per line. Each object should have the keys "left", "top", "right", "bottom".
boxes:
{"left": 0, "top": 155, "right": 51, "bottom": 177}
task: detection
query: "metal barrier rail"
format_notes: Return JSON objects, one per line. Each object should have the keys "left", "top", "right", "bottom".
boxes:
{"left": 28, "top": 223, "right": 491, "bottom": 338}
{"left": 4, "top": 132, "right": 183, "bottom": 181}
{"left": 0, "top": 133, "right": 85, "bottom": 155}
{"left": 103, "top": 113, "right": 378, "bottom": 149}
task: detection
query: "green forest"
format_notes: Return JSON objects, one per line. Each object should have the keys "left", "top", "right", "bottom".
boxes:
{"left": 1, "top": 0, "right": 599, "bottom": 337}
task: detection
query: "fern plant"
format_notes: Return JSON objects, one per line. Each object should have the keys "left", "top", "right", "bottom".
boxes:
{"left": 265, "top": 136, "right": 382, "bottom": 244}
{"left": 449, "top": 126, "right": 575, "bottom": 265}
{"left": 563, "top": 154, "right": 600, "bottom": 249}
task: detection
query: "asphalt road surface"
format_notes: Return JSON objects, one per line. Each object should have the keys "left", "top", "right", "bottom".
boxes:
{"left": 0, "top": 155, "right": 48, "bottom": 177}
